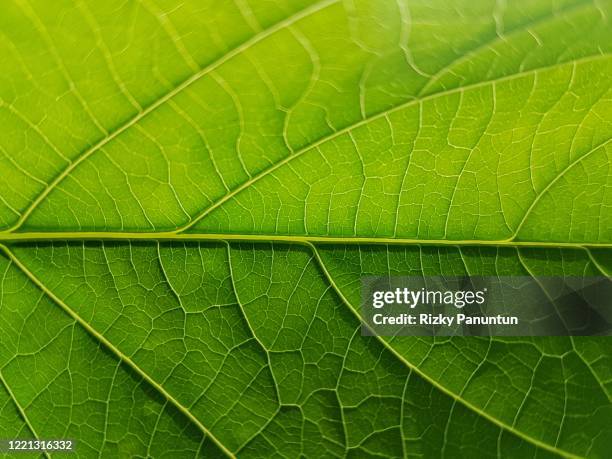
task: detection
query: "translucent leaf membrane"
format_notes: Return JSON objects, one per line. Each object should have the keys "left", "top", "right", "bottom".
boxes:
{"left": 0, "top": 0, "right": 610, "bottom": 457}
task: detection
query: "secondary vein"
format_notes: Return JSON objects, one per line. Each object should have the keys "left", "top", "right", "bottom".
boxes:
{"left": 0, "top": 370, "right": 51, "bottom": 459}
{"left": 307, "top": 242, "right": 584, "bottom": 459}
{"left": 0, "top": 243, "right": 236, "bottom": 459}
{"left": 5, "top": 0, "right": 339, "bottom": 235}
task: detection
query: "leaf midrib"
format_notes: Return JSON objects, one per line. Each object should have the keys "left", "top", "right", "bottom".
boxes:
{"left": 0, "top": 231, "right": 610, "bottom": 249}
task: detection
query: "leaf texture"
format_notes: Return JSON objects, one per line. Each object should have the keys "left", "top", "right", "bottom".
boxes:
{"left": 0, "top": 0, "right": 611, "bottom": 457}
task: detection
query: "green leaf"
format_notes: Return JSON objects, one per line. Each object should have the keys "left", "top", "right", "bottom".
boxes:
{"left": 0, "top": 0, "right": 610, "bottom": 457}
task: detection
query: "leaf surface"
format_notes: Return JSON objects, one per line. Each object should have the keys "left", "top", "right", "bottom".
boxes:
{"left": 0, "top": 0, "right": 611, "bottom": 457}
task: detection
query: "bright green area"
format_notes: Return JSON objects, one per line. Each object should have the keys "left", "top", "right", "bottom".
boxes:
{"left": 0, "top": 0, "right": 610, "bottom": 457}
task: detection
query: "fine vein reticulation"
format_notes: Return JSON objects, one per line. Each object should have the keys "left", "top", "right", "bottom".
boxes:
{"left": 0, "top": 0, "right": 611, "bottom": 458}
